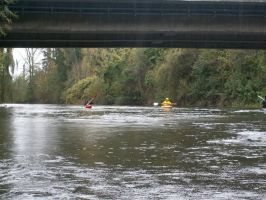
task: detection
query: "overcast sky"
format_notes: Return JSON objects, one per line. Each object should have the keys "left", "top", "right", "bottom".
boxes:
{"left": 13, "top": 48, "right": 43, "bottom": 77}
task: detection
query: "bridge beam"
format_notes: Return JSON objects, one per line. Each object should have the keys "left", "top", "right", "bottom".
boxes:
{"left": 1, "top": 0, "right": 266, "bottom": 49}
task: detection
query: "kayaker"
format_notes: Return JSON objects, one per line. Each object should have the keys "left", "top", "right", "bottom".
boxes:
{"left": 84, "top": 99, "right": 92, "bottom": 106}
{"left": 84, "top": 96, "right": 95, "bottom": 106}
{"left": 161, "top": 98, "right": 172, "bottom": 106}
{"left": 262, "top": 96, "right": 266, "bottom": 108}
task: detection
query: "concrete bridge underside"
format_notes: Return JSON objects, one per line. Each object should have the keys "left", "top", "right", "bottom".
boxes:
{"left": 1, "top": 0, "right": 266, "bottom": 49}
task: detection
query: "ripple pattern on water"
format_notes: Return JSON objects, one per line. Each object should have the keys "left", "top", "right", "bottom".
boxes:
{"left": 1, "top": 154, "right": 265, "bottom": 200}
{"left": 0, "top": 105, "right": 265, "bottom": 199}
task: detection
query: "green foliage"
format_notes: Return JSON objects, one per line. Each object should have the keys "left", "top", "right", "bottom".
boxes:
{"left": 0, "top": 0, "right": 16, "bottom": 36}
{"left": 65, "top": 76, "right": 96, "bottom": 104}
{"left": 9, "top": 47, "right": 266, "bottom": 108}
{"left": 222, "top": 51, "right": 263, "bottom": 105}
{"left": 12, "top": 75, "right": 27, "bottom": 103}
{"left": 154, "top": 49, "right": 199, "bottom": 104}
{"left": 190, "top": 50, "right": 225, "bottom": 106}
{"left": 0, "top": 48, "right": 14, "bottom": 102}
{"left": 144, "top": 48, "right": 165, "bottom": 65}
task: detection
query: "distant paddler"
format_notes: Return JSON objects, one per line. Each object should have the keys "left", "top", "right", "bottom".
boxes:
{"left": 258, "top": 95, "right": 266, "bottom": 108}
{"left": 84, "top": 95, "right": 97, "bottom": 109}
{"left": 161, "top": 97, "right": 174, "bottom": 109}
{"left": 161, "top": 97, "right": 172, "bottom": 107}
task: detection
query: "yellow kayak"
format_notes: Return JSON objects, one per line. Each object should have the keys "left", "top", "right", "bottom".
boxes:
{"left": 161, "top": 105, "right": 172, "bottom": 108}
{"left": 161, "top": 105, "right": 173, "bottom": 112}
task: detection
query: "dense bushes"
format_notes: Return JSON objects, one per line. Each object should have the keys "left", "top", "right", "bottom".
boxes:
{"left": 9, "top": 48, "right": 266, "bottom": 107}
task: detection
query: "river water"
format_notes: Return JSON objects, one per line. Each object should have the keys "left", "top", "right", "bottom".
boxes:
{"left": 0, "top": 104, "right": 265, "bottom": 199}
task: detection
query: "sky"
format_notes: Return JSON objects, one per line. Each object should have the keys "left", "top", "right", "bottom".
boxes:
{"left": 13, "top": 48, "right": 26, "bottom": 77}
{"left": 12, "top": 48, "right": 43, "bottom": 77}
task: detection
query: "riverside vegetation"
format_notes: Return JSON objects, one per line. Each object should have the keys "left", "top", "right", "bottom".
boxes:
{"left": 1, "top": 48, "right": 266, "bottom": 107}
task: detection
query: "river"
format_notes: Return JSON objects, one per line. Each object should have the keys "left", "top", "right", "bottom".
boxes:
{"left": 0, "top": 104, "right": 265, "bottom": 199}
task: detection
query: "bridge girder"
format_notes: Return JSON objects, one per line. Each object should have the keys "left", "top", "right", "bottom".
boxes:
{"left": 1, "top": 0, "right": 266, "bottom": 48}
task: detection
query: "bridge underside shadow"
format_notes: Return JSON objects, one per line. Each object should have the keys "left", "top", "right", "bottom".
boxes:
{"left": 1, "top": 0, "right": 266, "bottom": 49}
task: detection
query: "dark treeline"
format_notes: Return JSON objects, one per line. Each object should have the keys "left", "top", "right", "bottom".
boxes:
{"left": 1, "top": 48, "right": 266, "bottom": 107}
{"left": 0, "top": 0, "right": 16, "bottom": 37}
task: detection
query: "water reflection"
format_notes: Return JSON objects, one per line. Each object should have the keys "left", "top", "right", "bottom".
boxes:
{"left": 0, "top": 104, "right": 265, "bottom": 199}
{"left": 0, "top": 108, "right": 13, "bottom": 159}
{"left": 0, "top": 108, "right": 13, "bottom": 196}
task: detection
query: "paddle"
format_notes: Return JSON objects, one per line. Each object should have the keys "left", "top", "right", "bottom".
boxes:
{"left": 84, "top": 96, "right": 95, "bottom": 106}
{"left": 258, "top": 95, "right": 264, "bottom": 101}
{"left": 87, "top": 95, "right": 97, "bottom": 105}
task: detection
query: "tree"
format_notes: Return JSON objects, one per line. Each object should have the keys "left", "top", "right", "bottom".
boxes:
{"left": 153, "top": 49, "right": 199, "bottom": 105}
{"left": 0, "top": 48, "right": 14, "bottom": 102}
{"left": 8, "top": 47, "right": 266, "bottom": 107}
{"left": 0, "top": 0, "right": 16, "bottom": 36}
{"left": 20, "top": 48, "right": 42, "bottom": 102}
{"left": 224, "top": 50, "right": 264, "bottom": 104}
